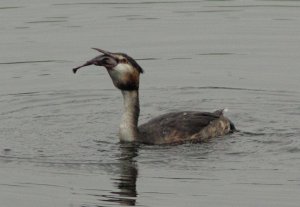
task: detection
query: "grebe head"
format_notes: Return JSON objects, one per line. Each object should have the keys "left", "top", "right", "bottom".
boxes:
{"left": 73, "top": 48, "right": 144, "bottom": 91}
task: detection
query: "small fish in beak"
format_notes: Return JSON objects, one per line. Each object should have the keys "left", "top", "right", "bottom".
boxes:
{"left": 72, "top": 48, "right": 118, "bottom": 74}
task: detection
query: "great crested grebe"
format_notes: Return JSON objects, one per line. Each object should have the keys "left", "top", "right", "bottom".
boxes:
{"left": 73, "top": 48, "right": 236, "bottom": 144}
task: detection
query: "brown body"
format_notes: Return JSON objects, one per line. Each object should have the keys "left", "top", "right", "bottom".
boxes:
{"left": 139, "top": 111, "right": 233, "bottom": 145}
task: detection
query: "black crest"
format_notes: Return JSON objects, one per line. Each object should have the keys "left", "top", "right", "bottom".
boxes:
{"left": 121, "top": 53, "right": 144, "bottom": 74}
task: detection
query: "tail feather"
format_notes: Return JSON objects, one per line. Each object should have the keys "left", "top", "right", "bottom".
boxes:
{"left": 213, "top": 108, "right": 237, "bottom": 133}
{"left": 213, "top": 108, "right": 228, "bottom": 116}
{"left": 229, "top": 120, "right": 237, "bottom": 133}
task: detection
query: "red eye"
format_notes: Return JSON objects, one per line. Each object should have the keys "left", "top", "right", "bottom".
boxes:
{"left": 121, "top": 59, "right": 127, "bottom": 64}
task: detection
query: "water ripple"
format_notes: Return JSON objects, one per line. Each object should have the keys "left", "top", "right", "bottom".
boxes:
{"left": 0, "top": 60, "right": 66, "bottom": 65}
{"left": 53, "top": 1, "right": 202, "bottom": 6}
{"left": 0, "top": 6, "right": 23, "bottom": 10}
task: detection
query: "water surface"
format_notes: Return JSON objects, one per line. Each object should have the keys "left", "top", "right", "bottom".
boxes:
{"left": 1, "top": 0, "right": 300, "bottom": 206}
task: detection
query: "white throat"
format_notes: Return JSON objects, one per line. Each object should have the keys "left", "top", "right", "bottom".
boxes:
{"left": 119, "top": 90, "right": 140, "bottom": 142}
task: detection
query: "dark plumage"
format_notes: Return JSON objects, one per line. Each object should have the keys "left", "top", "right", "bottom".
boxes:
{"left": 139, "top": 111, "right": 234, "bottom": 144}
{"left": 121, "top": 53, "right": 144, "bottom": 74}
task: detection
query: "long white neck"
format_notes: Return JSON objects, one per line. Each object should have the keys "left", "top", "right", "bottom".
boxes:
{"left": 119, "top": 90, "right": 140, "bottom": 142}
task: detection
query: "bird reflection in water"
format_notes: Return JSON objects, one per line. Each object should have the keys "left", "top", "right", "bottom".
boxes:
{"left": 103, "top": 143, "right": 139, "bottom": 206}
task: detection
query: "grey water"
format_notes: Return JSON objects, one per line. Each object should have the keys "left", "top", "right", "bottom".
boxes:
{"left": 1, "top": 0, "right": 300, "bottom": 206}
